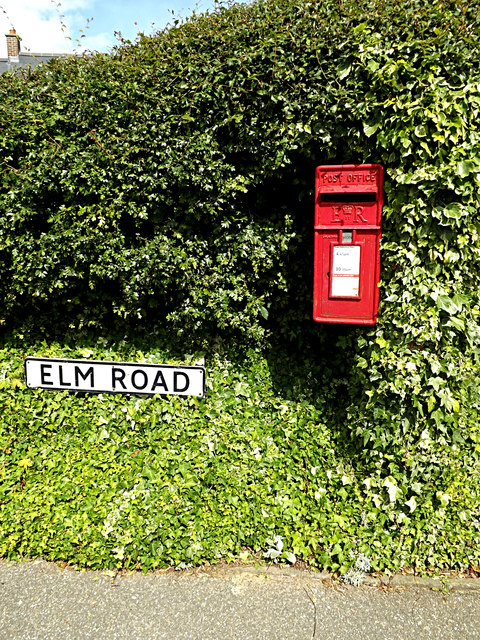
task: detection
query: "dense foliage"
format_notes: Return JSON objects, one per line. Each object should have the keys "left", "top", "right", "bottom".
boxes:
{"left": 1, "top": 338, "right": 479, "bottom": 573}
{"left": 1, "top": 0, "right": 480, "bottom": 573}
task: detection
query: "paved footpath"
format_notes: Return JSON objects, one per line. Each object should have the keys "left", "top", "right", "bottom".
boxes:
{"left": 0, "top": 560, "right": 479, "bottom": 639}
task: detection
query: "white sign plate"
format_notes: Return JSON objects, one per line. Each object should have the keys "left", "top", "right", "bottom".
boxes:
{"left": 25, "top": 357, "right": 205, "bottom": 397}
{"left": 331, "top": 245, "right": 361, "bottom": 297}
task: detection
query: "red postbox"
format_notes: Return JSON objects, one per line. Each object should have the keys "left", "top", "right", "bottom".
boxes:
{"left": 313, "top": 164, "right": 383, "bottom": 325}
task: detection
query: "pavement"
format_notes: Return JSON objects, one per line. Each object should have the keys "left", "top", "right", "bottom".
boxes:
{"left": 0, "top": 560, "right": 479, "bottom": 640}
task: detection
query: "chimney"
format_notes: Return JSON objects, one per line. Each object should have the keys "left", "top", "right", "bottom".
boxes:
{"left": 6, "top": 28, "right": 20, "bottom": 58}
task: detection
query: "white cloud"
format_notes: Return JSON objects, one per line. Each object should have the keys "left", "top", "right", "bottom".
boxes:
{"left": 0, "top": 0, "right": 101, "bottom": 54}
{"left": 77, "top": 32, "right": 116, "bottom": 53}
{"left": 0, "top": 0, "right": 221, "bottom": 56}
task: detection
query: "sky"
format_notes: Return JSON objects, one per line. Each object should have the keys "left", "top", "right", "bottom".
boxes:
{"left": 0, "top": 0, "right": 218, "bottom": 55}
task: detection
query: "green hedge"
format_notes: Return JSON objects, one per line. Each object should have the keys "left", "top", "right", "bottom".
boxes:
{"left": 1, "top": 0, "right": 477, "bottom": 344}
{"left": 1, "top": 0, "right": 480, "bottom": 572}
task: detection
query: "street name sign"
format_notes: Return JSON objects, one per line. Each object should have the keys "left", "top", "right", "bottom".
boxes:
{"left": 24, "top": 357, "right": 205, "bottom": 397}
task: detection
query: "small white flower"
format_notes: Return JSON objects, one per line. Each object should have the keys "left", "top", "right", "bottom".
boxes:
{"left": 383, "top": 476, "right": 402, "bottom": 502}
{"left": 113, "top": 546, "right": 125, "bottom": 560}
{"left": 251, "top": 446, "right": 262, "bottom": 460}
{"left": 405, "top": 497, "right": 417, "bottom": 512}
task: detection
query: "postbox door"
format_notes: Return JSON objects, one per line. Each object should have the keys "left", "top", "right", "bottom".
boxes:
{"left": 314, "top": 230, "right": 380, "bottom": 324}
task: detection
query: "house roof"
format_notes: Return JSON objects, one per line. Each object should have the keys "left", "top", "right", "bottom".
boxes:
{"left": 1, "top": 29, "right": 73, "bottom": 74}
{"left": 0, "top": 51, "right": 72, "bottom": 73}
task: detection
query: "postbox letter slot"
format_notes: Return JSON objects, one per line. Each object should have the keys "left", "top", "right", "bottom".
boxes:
{"left": 319, "top": 192, "right": 377, "bottom": 203}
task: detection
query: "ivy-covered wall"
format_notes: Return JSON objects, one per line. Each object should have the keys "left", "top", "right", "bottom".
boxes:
{"left": 0, "top": 0, "right": 479, "bottom": 571}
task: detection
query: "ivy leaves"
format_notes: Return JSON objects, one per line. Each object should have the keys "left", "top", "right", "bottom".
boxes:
{"left": 1, "top": 0, "right": 479, "bottom": 350}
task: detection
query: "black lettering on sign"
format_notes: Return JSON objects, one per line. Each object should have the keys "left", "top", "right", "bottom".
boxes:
{"left": 112, "top": 367, "right": 127, "bottom": 390}
{"left": 59, "top": 365, "right": 71, "bottom": 387}
{"left": 131, "top": 369, "right": 148, "bottom": 390}
{"left": 151, "top": 370, "right": 168, "bottom": 392}
{"left": 75, "top": 366, "right": 94, "bottom": 387}
{"left": 40, "top": 364, "right": 53, "bottom": 385}
{"left": 174, "top": 372, "right": 190, "bottom": 393}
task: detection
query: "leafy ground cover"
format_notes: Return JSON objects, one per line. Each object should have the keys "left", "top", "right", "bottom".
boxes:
{"left": 1, "top": 333, "right": 479, "bottom": 574}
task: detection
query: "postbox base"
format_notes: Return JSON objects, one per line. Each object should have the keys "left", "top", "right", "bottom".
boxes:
{"left": 313, "top": 315, "right": 377, "bottom": 325}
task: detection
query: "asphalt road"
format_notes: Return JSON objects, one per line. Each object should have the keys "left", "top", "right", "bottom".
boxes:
{"left": 0, "top": 560, "right": 479, "bottom": 639}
